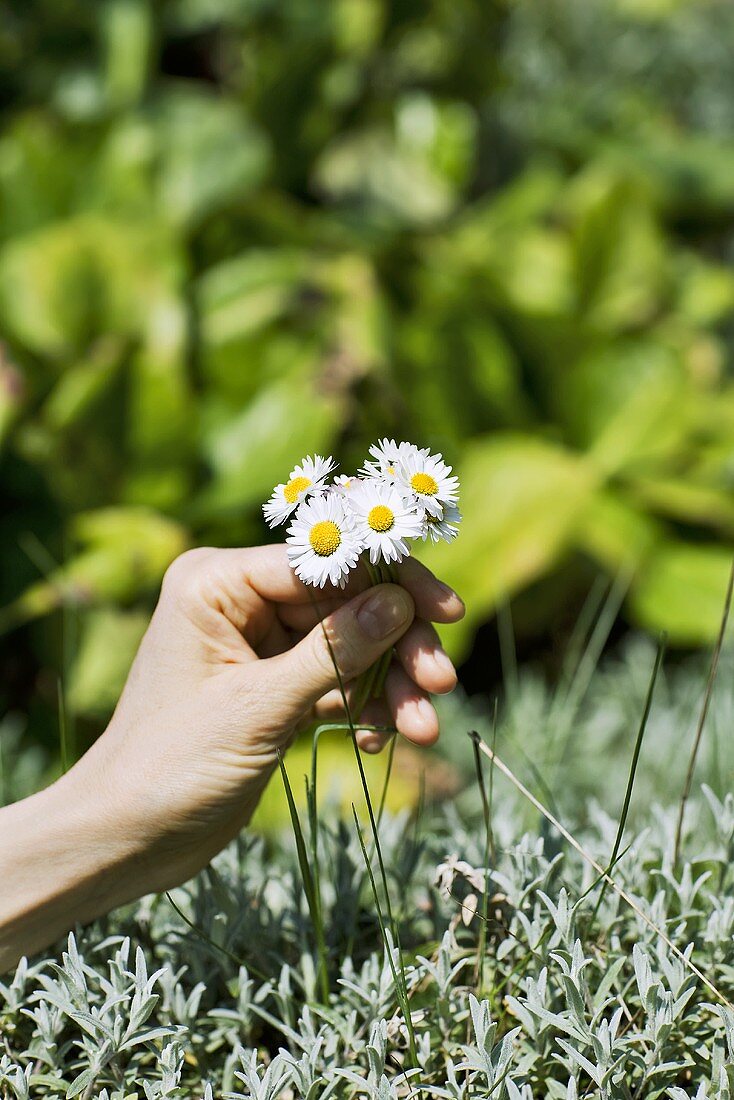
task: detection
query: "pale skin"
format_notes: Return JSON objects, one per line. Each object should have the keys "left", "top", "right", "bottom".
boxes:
{"left": 0, "top": 544, "right": 464, "bottom": 972}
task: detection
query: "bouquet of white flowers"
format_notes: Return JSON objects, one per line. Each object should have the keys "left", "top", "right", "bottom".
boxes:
{"left": 263, "top": 439, "right": 461, "bottom": 590}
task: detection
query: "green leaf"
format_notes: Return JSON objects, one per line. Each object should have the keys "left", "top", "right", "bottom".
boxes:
{"left": 67, "top": 606, "right": 148, "bottom": 718}
{"left": 197, "top": 373, "right": 343, "bottom": 516}
{"left": 568, "top": 169, "right": 667, "bottom": 331}
{"left": 627, "top": 475, "right": 734, "bottom": 535}
{"left": 314, "top": 95, "right": 475, "bottom": 227}
{"left": 676, "top": 255, "right": 734, "bottom": 326}
{"left": 556, "top": 340, "right": 691, "bottom": 476}
{"left": 66, "top": 1067, "right": 96, "bottom": 1099}
{"left": 0, "top": 215, "right": 182, "bottom": 357}
{"left": 102, "top": 0, "right": 151, "bottom": 109}
{"left": 0, "top": 507, "right": 188, "bottom": 634}
{"left": 127, "top": 296, "right": 193, "bottom": 464}
{"left": 419, "top": 435, "right": 597, "bottom": 662}
{"left": 576, "top": 491, "right": 661, "bottom": 575}
{"left": 152, "top": 89, "right": 270, "bottom": 227}
{"left": 631, "top": 542, "right": 734, "bottom": 644}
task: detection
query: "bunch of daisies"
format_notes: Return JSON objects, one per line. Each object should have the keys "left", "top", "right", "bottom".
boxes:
{"left": 263, "top": 440, "right": 461, "bottom": 589}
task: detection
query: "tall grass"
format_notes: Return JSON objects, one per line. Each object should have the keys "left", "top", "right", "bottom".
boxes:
{"left": 590, "top": 634, "right": 665, "bottom": 921}
{"left": 674, "top": 560, "right": 734, "bottom": 865}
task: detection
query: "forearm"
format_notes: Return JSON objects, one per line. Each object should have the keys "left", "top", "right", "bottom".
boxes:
{"left": 0, "top": 736, "right": 273, "bottom": 973}
{"left": 0, "top": 764, "right": 150, "bottom": 972}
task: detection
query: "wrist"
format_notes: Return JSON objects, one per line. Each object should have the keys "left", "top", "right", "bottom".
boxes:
{"left": 0, "top": 761, "right": 148, "bottom": 971}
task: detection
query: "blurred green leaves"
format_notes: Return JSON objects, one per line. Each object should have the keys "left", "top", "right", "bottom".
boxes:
{"left": 0, "top": 508, "right": 188, "bottom": 637}
{"left": 1, "top": 0, "right": 734, "bottom": 722}
{"left": 423, "top": 436, "right": 598, "bottom": 659}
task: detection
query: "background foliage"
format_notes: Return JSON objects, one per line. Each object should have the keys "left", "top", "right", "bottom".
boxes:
{"left": 2, "top": 0, "right": 734, "bottom": 756}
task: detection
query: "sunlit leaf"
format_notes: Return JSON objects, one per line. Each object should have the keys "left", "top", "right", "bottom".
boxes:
{"left": 0, "top": 216, "right": 182, "bottom": 357}
{"left": 197, "top": 373, "right": 343, "bottom": 516}
{"left": 152, "top": 89, "right": 270, "bottom": 227}
{"left": 419, "top": 435, "right": 597, "bottom": 661}
{"left": 0, "top": 507, "right": 188, "bottom": 633}
{"left": 67, "top": 606, "right": 148, "bottom": 717}
{"left": 631, "top": 542, "right": 734, "bottom": 644}
{"left": 557, "top": 340, "right": 692, "bottom": 475}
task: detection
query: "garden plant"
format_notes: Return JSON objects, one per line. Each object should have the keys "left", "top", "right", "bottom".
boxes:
{"left": 3, "top": 620, "right": 734, "bottom": 1097}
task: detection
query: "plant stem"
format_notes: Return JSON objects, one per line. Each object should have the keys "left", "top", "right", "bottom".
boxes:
{"left": 591, "top": 635, "right": 665, "bottom": 922}
{"left": 674, "top": 560, "right": 734, "bottom": 867}
{"left": 277, "top": 749, "right": 330, "bottom": 1003}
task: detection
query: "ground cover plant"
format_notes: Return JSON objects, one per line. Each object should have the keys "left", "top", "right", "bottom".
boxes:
{"left": 3, "top": 632, "right": 734, "bottom": 1098}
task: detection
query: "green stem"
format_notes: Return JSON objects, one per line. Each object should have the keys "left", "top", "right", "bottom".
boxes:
{"left": 371, "top": 647, "right": 393, "bottom": 699}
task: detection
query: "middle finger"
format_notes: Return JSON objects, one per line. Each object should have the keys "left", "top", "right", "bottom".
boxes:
{"left": 394, "top": 618, "right": 457, "bottom": 695}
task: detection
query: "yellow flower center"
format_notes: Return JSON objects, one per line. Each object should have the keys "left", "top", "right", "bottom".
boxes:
{"left": 283, "top": 476, "right": 311, "bottom": 503}
{"left": 367, "top": 504, "right": 394, "bottom": 533}
{"left": 411, "top": 472, "right": 438, "bottom": 496}
{"left": 309, "top": 520, "right": 342, "bottom": 556}
{"left": 386, "top": 465, "right": 395, "bottom": 475}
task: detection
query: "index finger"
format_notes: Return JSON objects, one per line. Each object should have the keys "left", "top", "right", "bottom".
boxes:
{"left": 394, "top": 556, "right": 465, "bottom": 624}
{"left": 220, "top": 543, "right": 464, "bottom": 624}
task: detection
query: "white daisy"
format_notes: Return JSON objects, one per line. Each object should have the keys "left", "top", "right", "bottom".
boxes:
{"left": 263, "top": 454, "right": 335, "bottom": 527}
{"left": 422, "top": 500, "right": 462, "bottom": 543}
{"left": 333, "top": 473, "right": 361, "bottom": 497}
{"left": 360, "top": 438, "right": 428, "bottom": 483}
{"left": 286, "top": 490, "right": 363, "bottom": 588}
{"left": 395, "top": 450, "right": 459, "bottom": 519}
{"left": 347, "top": 480, "right": 423, "bottom": 565}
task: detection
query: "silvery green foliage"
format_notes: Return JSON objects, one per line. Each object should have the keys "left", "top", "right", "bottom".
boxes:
{"left": 4, "top": 647, "right": 734, "bottom": 1096}
{"left": 3, "top": 791, "right": 734, "bottom": 1099}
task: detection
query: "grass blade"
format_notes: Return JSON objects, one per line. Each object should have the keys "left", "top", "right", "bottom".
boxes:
{"left": 549, "top": 570, "right": 630, "bottom": 774}
{"left": 468, "top": 729, "right": 732, "bottom": 1010}
{"left": 497, "top": 597, "right": 518, "bottom": 703}
{"left": 307, "top": 585, "right": 419, "bottom": 1066}
{"left": 58, "top": 679, "right": 70, "bottom": 775}
{"left": 351, "top": 805, "right": 418, "bottom": 1069}
{"left": 377, "top": 732, "right": 397, "bottom": 829}
{"left": 591, "top": 634, "right": 666, "bottom": 921}
{"left": 472, "top": 699, "right": 498, "bottom": 991}
{"left": 277, "top": 748, "right": 329, "bottom": 1003}
{"left": 673, "top": 559, "right": 734, "bottom": 866}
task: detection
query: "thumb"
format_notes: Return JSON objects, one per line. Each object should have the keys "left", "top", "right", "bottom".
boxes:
{"left": 260, "top": 583, "right": 415, "bottom": 717}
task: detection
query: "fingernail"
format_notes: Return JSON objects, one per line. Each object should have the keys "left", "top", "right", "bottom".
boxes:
{"left": 435, "top": 578, "right": 463, "bottom": 604}
{"left": 357, "top": 588, "right": 412, "bottom": 640}
{"left": 359, "top": 734, "right": 383, "bottom": 754}
{"left": 432, "top": 646, "right": 455, "bottom": 678}
{"left": 417, "top": 697, "right": 437, "bottom": 723}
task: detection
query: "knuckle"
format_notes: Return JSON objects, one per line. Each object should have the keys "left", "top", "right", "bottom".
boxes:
{"left": 308, "top": 624, "right": 352, "bottom": 682}
{"left": 315, "top": 620, "right": 359, "bottom": 682}
{"left": 310, "top": 633, "right": 342, "bottom": 683}
{"left": 161, "top": 547, "right": 217, "bottom": 599}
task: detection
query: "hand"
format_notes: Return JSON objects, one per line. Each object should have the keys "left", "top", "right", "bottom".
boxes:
{"left": 0, "top": 544, "right": 464, "bottom": 967}
{"left": 90, "top": 543, "right": 464, "bottom": 878}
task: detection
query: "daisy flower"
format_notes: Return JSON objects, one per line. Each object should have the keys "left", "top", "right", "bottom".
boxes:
{"left": 333, "top": 473, "right": 361, "bottom": 497}
{"left": 263, "top": 454, "right": 335, "bottom": 527}
{"left": 360, "top": 438, "right": 428, "bottom": 483}
{"left": 347, "top": 480, "right": 423, "bottom": 565}
{"left": 422, "top": 500, "right": 462, "bottom": 543}
{"left": 395, "top": 449, "right": 460, "bottom": 519}
{"left": 286, "top": 491, "right": 363, "bottom": 588}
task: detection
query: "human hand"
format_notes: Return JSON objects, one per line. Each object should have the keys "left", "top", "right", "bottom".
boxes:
{"left": 70, "top": 544, "right": 464, "bottom": 893}
{"left": 0, "top": 543, "right": 464, "bottom": 966}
